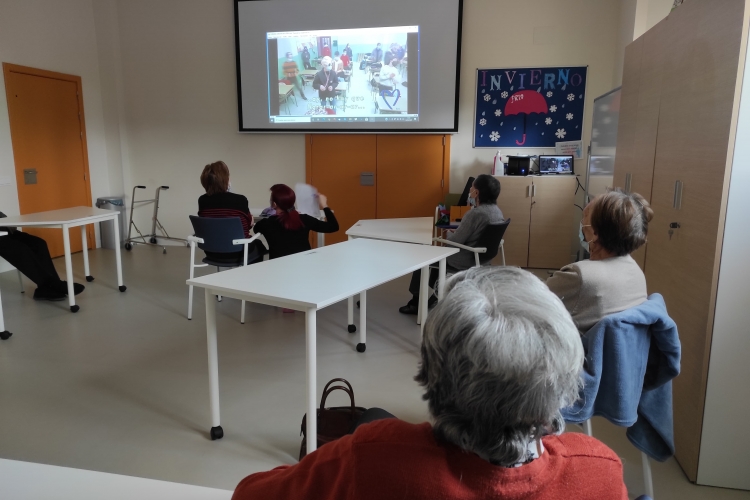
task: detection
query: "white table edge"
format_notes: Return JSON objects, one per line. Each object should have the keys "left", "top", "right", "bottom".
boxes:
{"left": 0, "top": 212, "right": 119, "bottom": 228}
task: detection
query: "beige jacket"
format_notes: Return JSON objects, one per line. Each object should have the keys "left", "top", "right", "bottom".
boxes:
{"left": 546, "top": 255, "right": 647, "bottom": 334}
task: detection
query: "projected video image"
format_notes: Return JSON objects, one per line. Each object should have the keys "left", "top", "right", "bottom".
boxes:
{"left": 267, "top": 26, "right": 418, "bottom": 123}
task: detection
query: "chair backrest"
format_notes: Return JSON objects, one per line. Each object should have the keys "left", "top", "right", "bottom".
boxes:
{"left": 189, "top": 216, "right": 245, "bottom": 254}
{"left": 475, "top": 219, "right": 511, "bottom": 264}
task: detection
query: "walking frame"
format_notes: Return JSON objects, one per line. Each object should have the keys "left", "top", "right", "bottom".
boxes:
{"left": 124, "top": 185, "right": 187, "bottom": 254}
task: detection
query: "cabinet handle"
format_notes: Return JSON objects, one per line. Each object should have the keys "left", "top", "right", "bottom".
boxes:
{"left": 624, "top": 173, "right": 632, "bottom": 194}
{"left": 526, "top": 185, "right": 531, "bottom": 198}
{"left": 673, "top": 180, "right": 683, "bottom": 210}
{"left": 532, "top": 184, "right": 537, "bottom": 197}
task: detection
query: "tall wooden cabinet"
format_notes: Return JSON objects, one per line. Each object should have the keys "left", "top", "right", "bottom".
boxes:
{"left": 306, "top": 134, "right": 449, "bottom": 245}
{"left": 495, "top": 175, "right": 577, "bottom": 269}
{"left": 613, "top": 0, "right": 750, "bottom": 487}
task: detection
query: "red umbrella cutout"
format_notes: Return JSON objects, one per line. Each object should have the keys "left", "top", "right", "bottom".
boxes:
{"left": 504, "top": 90, "right": 548, "bottom": 146}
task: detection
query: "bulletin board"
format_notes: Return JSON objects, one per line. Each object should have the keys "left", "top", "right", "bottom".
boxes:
{"left": 473, "top": 66, "right": 588, "bottom": 148}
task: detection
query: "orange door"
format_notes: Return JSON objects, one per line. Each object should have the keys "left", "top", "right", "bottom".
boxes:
{"left": 375, "top": 135, "right": 446, "bottom": 219}
{"left": 308, "top": 134, "right": 377, "bottom": 245}
{"left": 3, "top": 64, "right": 93, "bottom": 257}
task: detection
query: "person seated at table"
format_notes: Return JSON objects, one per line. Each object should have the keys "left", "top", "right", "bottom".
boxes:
{"left": 332, "top": 52, "right": 347, "bottom": 80}
{"left": 378, "top": 59, "right": 400, "bottom": 91}
{"left": 371, "top": 42, "right": 383, "bottom": 63}
{"left": 312, "top": 56, "right": 339, "bottom": 108}
{"left": 252, "top": 184, "right": 338, "bottom": 260}
{"left": 547, "top": 189, "right": 653, "bottom": 334}
{"left": 281, "top": 51, "right": 307, "bottom": 101}
{"left": 198, "top": 161, "right": 262, "bottom": 264}
{"left": 230, "top": 266, "right": 628, "bottom": 500}
{"left": 0, "top": 213, "right": 85, "bottom": 301}
{"left": 399, "top": 174, "right": 503, "bottom": 315}
{"left": 384, "top": 48, "right": 397, "bottom": 66}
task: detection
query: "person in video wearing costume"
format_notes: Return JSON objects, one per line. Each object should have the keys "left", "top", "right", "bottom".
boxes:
{"left": 312, "top": 56, "right": 339, "bottom": 109}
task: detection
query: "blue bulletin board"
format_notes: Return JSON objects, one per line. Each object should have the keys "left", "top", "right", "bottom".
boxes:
{"left": 473, "top": 66, "right": 588, "bottom": 148}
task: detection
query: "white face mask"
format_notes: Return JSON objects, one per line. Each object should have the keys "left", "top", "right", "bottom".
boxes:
{"left": 579, "top": 222, "right": 591, "bottom": 252}
{"left": 227, "top": 182, "right": 232, "bottom": 193}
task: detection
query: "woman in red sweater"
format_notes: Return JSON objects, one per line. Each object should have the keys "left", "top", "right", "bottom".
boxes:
{"left": 231, "top": 267, "right": 628, "bottom": 500}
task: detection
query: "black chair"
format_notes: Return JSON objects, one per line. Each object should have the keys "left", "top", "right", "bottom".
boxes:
{"left": 187, "top": 216, "right": 265, "bottom": 323}
{"left": 433, "top": 219, "right": 511, "bottom": 267}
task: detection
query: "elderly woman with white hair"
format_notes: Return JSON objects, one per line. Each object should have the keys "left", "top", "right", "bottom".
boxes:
{"left": 231, "top": 267, "right": 628, "bottom": 500}
{"left": 312, "top": 55, "right": 339, "bottom": 108}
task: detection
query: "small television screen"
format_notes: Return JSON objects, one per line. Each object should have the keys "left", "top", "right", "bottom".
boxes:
{"left": 539, "top": 155, "right": 574, "bottom": 175}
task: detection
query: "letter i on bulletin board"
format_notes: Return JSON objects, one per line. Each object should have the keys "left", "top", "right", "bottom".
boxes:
{"left": 473, "top": 66, "right": 588, "bottom": 148}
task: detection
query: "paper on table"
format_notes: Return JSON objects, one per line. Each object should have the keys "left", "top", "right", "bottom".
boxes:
{"left": 294, "top": 183, "right": 319, "bottom": 217}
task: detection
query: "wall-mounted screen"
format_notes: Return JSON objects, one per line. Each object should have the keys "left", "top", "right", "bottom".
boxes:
{"left": 234, "top": 0, "right": 463, "bottom": 133}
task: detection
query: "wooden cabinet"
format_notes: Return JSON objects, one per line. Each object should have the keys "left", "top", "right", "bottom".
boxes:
{"left": 612, "top": 0, "right": 748, "bottom": 485}
{"left": 306, "top": 134, "right": 449, "bottom": 245}
{"left": 495, "top": 175, "right": 577, "bottom": 269}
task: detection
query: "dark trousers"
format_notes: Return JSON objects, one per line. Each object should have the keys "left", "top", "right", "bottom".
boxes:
{"left": 0, "top": 231, "right": 61, "bottom": 288}
{"left": 408, "top": 265, "right": 459, "bottom": 297}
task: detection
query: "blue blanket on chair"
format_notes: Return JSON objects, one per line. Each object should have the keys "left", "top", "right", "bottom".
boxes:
{"left": 561, "top": 294, "right": 681, "bottom": 461}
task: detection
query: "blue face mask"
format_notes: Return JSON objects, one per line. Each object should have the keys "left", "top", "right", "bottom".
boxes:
{"left": 579, "top": 222, "right": 590, "bottom": 252}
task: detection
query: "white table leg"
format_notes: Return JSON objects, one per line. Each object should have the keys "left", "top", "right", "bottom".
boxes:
{"left": 62, "top": 224, "right": 77, "bottom": 312}
{"left": 0, "top": 285, "right": 10, "bottom": 340}
{"left": 346, "top": 235, "right": 356, "bottom": 334}
{"left": 81, "top": 225, "right": 92, "bottom": 282}
{"left": 357, "top": 290, "right": 366, "bottom": 352}
{"left": 113, "top": 216, "right": 126, "bottom": 292}
{"left": 438, "top": 259, "right": 446, "bottom": 301}
{"left": 420, "top": 265, "right": 429, "bottom": 332}
{"left": 306, "top": 308, "right": 317, "bottom": 453}
{"left": 205, "top": 288, "right": 223, "bottom": 440}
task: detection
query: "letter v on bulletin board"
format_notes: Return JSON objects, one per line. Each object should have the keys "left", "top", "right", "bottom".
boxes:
{"left": 473, "top": 66, "right": 588, "bottom": 148}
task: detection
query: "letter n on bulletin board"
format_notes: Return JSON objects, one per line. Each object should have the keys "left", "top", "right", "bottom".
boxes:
{"left": 473, "top": 66, "right": 588, "bottom": 148}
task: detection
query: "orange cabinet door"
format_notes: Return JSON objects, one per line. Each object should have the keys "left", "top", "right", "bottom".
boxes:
{"left": 307, "top": 134, "right": 377, "bottom": 245}
{"left": 375, "top": 135, "right": 446, "bottom": 219}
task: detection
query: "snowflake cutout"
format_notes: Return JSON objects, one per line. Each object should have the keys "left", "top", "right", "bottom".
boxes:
{"left": 501, "top": 91, "right": 509, "bottom": 99}
{"left": 555, "top": 128, "right": 567, "bottom": 139}
{"left": 567, "top": 93, "right": 575, "bottom": 101}
{"left": 490, "top": 131, "right": 500, "bottom": 142}
{"left": 546, "top": 91, "right": 553, "bottom": 98}
{"left": 495, "top": 109, "right": 502, "bottom": 117}
{"left": 550, "top": 105, "right": 557, "bottom": 113}
{"left": 545, "top": 117, "right": 553, "bottom": 125}
{"left": 479, "top": 118, "right": 487, "bottom": 126}
{"left": 483, "top": 94, "right": 492, "bottom": 102}
{"left": 566, "top": 113, "right": 574, "bottom": 121}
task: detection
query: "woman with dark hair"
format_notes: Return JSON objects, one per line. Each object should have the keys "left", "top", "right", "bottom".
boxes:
{"left": 198, "top": 161, "right": 258, "bottom": 263}
{"left": 230, "top": 267, "right": 628, "bottom": 500}
{"left": 547, "top": 189, "right": 654, "bottom": 334}
{"left": 252, "top": 184, "right": 339, "bottom": 260}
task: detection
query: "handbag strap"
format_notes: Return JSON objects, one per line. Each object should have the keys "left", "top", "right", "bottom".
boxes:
{"left": 319, "top": 385, "right": 356, "bottom": 415}
{"left": 321, "top": 378, "right": 353, "bottom": 396}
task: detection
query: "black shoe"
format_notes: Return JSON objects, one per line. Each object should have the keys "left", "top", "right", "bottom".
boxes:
{"left": 56, "top": 281, "right": 85, "bottom": 295}
{"left": 398, "top": 296, "right": 437, "bottom": 315}
{"left": 33, "top": 287, "right": 66, "bottom": 301}
{"left": 301, "top": 94, "right": 308, "bottom": 100}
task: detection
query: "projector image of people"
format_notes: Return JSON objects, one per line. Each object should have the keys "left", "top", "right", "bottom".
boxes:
{"left": 541, "top": 157, "right": 572, "bottom": 173}
{"left": 271, "top": 27, "right": 415, "bottom": 121}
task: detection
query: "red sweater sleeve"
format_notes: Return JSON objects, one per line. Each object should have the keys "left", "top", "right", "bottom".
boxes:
{"left": 231, "top": 435, "right": 355, "bottom": 500}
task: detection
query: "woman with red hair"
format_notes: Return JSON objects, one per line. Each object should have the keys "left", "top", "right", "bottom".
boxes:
{"left": 252, "top": 184, "right": 339, "bottom": 260}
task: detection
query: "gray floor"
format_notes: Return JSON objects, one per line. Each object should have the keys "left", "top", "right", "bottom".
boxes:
{"left": 0, "top": 247, "right": 748, "bottom": 499}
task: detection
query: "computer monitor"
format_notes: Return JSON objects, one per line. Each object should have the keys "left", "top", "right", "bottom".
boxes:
{"left": 539, "top": 155, "right": 574, "bottom": 175}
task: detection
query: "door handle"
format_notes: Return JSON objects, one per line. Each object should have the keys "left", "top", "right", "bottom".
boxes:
{"left": 360, "top": 172, "right": 375, "bottom": 186}
{"left": 23, "top": 169, "right": 38, "bottom": 185}
{"left": 673, "top": 180, "right": 683, "bottom": 210}
{"left": 531, "top": 184, "right": 537, "bottom": 197}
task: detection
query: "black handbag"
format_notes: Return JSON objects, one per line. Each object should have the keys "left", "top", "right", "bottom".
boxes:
{"left": 299, "top": 378, "right": 367, "bottom": 460}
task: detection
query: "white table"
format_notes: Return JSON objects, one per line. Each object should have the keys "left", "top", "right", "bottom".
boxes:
{"left": 0, "top": 231, "right": 10, "bottom": 340}
{"left": 0, "top": 207, "right": 126, "bottom": 312}
{"left": 346, "top": 217, "right": 436, "bottom": 327}
{"left": 186, "top": 238, "right": 458, "bottom": 448}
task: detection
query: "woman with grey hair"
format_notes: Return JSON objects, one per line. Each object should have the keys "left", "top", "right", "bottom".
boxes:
{"left": 547, "top": 189, "right": 654, "bottom": 334}
{"left": 231, "top": 267, "right": 628, "bottom": 500}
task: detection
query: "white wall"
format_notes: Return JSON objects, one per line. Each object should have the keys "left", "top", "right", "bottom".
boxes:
{"left": 113, "top": 0, "right": 306, "bottom": 242}
{"left": 697, "top": 32, "right": 750, "bottom": 490}
{"left": 0, "top": 0, "right": 112, "bottom": 228}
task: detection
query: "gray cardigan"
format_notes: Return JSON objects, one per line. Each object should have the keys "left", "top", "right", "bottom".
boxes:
{"left": 446, "top": 203, "right": 504, "bottom": 270}
{"left": 546, "top": 255, "right": 647, "bottom": 334}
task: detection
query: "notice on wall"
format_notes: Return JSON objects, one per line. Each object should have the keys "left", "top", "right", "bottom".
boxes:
{"left": 474, "top": 66, "right": 588, "bottom": 148}
{"left": 0, "top": 175, "right": 12, "bottom": 186}
{"left": 555, "top": 140, "right": 584, "bottom": 159}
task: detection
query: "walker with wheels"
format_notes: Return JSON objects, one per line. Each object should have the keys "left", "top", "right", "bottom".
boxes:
{"left": 124, "top": 185, "right": 187, "bottom": 254}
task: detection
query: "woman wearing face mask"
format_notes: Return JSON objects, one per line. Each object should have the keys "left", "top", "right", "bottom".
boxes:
{"left": 546, "top": 189, "right": 653, "bottom": 334}
{"left": 399, "top": 174, "right": 504, "bottom": 314}
{"left": 312, "top": 56, "right": 339, "bottom": 108}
